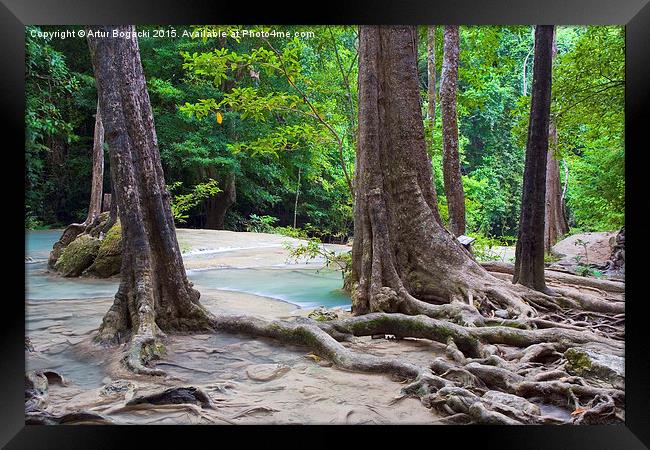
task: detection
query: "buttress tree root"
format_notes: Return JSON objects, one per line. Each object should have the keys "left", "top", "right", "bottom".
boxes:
{"left": 88, "top": 27, "right": 215, "bottom": 375}
{"left": 205, "top": 310, "right": 623, "bottom": 424}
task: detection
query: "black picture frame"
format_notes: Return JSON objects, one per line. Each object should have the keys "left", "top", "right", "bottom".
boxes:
{"left": 2, "top": 0, "right": 648, "bottom": 447}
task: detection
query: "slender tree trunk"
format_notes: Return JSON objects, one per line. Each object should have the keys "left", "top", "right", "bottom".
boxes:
{"left": 351, "top": 25, "right": 535, "bottom": 319}
{"left": 88, "top": 26, "right": 213, "bottom": 373}
{"left": 293, "top": 167, "right": 301, "bottom": 229}
{"left": 543, "top": 31, "right": 569, "bottom": 252}
{"left": 440, "top": 25, "right": 466, "bottom": 236}
{"left": 44, "top": 137, "right": 69, "bottom": 223}
{"left": 544, "top": 122, "right": 569, "bottom": 251}
{"left": 513, "top": 25, "right": 555, "bottom": 293}
{"left": 427, "top": 26, "right": 437, "bottom": 132}
{"left": 82, "top": 101, "right": 105, "bottom": 226}
{"left": 205, "top": 172, "right": 236, "bottom": 230}
{"left": 426, "top": 26, "right": 440, "bottom": 208}
{"left": 102, "top": 194, "right": 111, "bottom": 212}
{"left": 47, "top": 100, "right": 106, "bottom": 269}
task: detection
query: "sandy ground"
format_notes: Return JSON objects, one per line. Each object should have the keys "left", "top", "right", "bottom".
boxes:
{"left": 28, "top": 291, "right": 442, "bottom": 424}
{"left": 27, "top": 230, "right": 442, "bottom": 424}
{"left": 176, "top": 229, "right": 349, "bottom": 270}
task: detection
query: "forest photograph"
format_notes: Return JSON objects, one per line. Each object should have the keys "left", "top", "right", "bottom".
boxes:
{"left": 24, "top": 24, "right": 625, "bottom": 425}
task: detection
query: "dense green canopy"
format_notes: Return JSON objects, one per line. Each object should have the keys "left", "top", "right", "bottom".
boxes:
{"left": 25, "top": 25, "right": 624, "bottom": 244}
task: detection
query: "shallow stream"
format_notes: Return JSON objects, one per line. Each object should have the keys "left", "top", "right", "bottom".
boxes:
{"left": 25, "top": 230, "right": 351, "bottom": 309}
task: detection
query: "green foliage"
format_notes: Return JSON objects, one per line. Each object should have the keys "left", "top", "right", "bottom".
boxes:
{"left": 168, "top": 179, "right": 221, "bottom": 224}
{"left": 544, "top": 252, "right": 561, "bottom": 263}
{"left": 245, "top": 214, "right": 279, "bottom": 233}
{"left": 272, "top": 226, "right": 308, "bottom": 239}
{"left": 283, "top": 238, "right": 351, "bottom": 276}
{"left": 468, "top": 232, "right": 512, "bottom": 262}
{"left": 553, "top": 26, "right": 624, "bottom": 231}
{"left": 574, "top": 265, "right": 603, "bottom": 278}
{"left": 25, "top": 26, "right": 83, "bottom": 225}
{"left": 25, "top": 25, "right": 623, "bottom": 249}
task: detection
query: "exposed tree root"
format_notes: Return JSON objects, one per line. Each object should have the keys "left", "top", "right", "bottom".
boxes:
{"left": 481, "top": 261, "right": 625, "bottom": 294}
{"left": 92, "top": 265, "right": 623, "bottom": 426}
{"left": 97, "top": 304, "right": 620, "bottom": 425}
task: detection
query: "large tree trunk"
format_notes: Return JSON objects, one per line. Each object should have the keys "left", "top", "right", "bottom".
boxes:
{"left": 88, "top": 26, "right": 213, "bottom": 373}
{"left": 204, "top": 172, "right": 236, "bottom": 230}
{"left": 350, "top": 25, "right": 535, "bottom": 320}
{"left": 513, "top": 25, "right": 555, "bottom": 292}
{"left": 440, "top": 25, "right": 466, "bottom": 237}
{"left": 543, "top": 32, "right": 569, "bottom": 252}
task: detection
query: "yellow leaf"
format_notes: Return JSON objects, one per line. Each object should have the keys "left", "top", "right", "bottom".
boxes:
{"left": 305, "top": 353, "right": 321, "bottom": 362}
{"left": 216, "top": 112, "right": 223, "bottom": 124}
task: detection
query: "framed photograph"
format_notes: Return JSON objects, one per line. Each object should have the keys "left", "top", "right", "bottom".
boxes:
{"left": 3, "top": 0, "right": 648, "bottom": 447}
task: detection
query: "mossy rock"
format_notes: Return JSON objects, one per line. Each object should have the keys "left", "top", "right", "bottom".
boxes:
{"left": 307, "top": 307, "right": 339, "bottom": 322}
{"left": 86, "top": 222, "right": 122, "bottom": 278}
{"left": 85, "top": 211, "right": 111, "bottom": 238}
{"left": 53, "top": 234, "right": 101, "bottom": 277}
{"left": 564, "top": 347, "right": 624, "bottom": 389}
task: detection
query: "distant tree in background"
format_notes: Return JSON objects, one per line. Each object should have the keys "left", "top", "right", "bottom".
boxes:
{"left": 440, "top": 25, "right": 466, "bottom": 236}
{"left": 543, "top": 29, "right": 569, "bottom": 252}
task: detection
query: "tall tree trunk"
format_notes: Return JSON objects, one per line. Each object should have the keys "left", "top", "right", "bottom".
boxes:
{"left": 440, "top": 25, "right": 466, "bottom": 237}
{"left": 513, "top": 25, "right": 555, "bottom": 293}
{"left": 522, "top": 26, "right": 535, "bottom": 96}
{"left": 426, "top": 26, "right": 440, "bottom": 208}
{"left": 543, "top": 31, "right": 569, "bottom": 252}
{"left": 88, "top": 26, "right": 213, "bottom": 373}
{"left": 427, "top": 26, "right": 437, "bottom": 132}
{"left": 204, "top": 172, "right": 236, "bottom": 230}
{"left": 351, "top": 25, "right": 535, "bottom": 319}
{"left": 83, "top": 101, "right": 105, "bottom": 226}
{"left": 543, "top": 121, "right": 569, "bottom": 251}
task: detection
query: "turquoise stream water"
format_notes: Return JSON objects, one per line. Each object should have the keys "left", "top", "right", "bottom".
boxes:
{"left": 25, "top": 230, "right": 350, "bottom": 309}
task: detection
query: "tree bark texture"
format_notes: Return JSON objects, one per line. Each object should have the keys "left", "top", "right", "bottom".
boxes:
{"left": 87, "top": 26, "right": 213, "bottom": 371}
{"left": 102, "top": 194, "right": 111, "bottom": 212}
{"left": 543, "top": 32, "right": 569, "bottom": 252}
{"left": 205, "top": 172, "right": 236, "bottom": 230}
{"left": 48, "top": 100, "right": 105, "bottom": 268}
{"left": 427, "top": 26, "right": 437, "bottom": 132}
{"left": 426, "top": 26, "right": 440, "bottom": 209}
{"left": 351, "top": 25, "right": 536, "bottom": 319}
{"left": 84, "top": 101, "right": 105, "bottom": 226}
{"left": 440, "top": 25, "right": 466, "bottom": 236}
{"left": 513, "top": 25, "right": 555, "bottom": 292}
{"left": 543, "top": 120, "right": 569, "bottom": 252}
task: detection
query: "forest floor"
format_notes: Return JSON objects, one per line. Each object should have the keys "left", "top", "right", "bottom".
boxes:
{"left": 26, "top": 229, "right": 621, "bottom": 424}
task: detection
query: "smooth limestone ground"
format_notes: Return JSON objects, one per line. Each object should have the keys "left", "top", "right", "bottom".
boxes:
{"left": 27, "top": 230, "right": 443, "bottom": 424}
